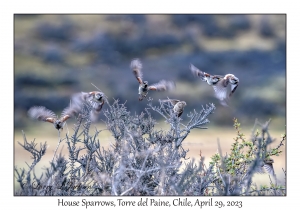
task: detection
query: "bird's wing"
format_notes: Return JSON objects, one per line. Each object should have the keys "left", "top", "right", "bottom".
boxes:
{"left": 45, "top": 117, "right": 56, "bottom": 124}
{"left": 81, "top": 92, "right": 92, "bottom": 101}
{"left": 148, "top": 80, "right": 175, "bottom": 91}
{"left": 73, "top": 91, "right": 95, "bottom": 105}
{"left": 263, "top": 163, "right": 275, "bottom": 177}
{"left": 28, "top": 106, "right": 56, "bottom": 122}
{"left": 61, "top": 105, "right": 78, "bottom": 119}
{"left": 212, "top": 80, "right": 229, "bottom": 102}
{"left": 59, "top": 115, "right": 71, "bottom": 123}
{"left": 130, "top": 59, "right": 143, "bottom": 84}
{"left": 71, "top": 92, "right": 85, "bottom": 104}
{"left": 190, "top": 64, "right": 208, "bottom": 81}
{"left": 69, "top": 92, "right": 86, "bottom": 113}
{"left": 229, "top": 84, "right": 239, "bottom": 97}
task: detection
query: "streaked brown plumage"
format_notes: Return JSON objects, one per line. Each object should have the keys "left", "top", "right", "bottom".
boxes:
{"left": 160, "top": 99, "right": 187, "bottom": 117}
{"left": 28, "top": 105, "right": 76, "bottom": 130}
{"left": 190, "top": 64, "right": 239, "bottom": 106}
{"left": 131, "top": 58, "right": 176, "bottom": 101}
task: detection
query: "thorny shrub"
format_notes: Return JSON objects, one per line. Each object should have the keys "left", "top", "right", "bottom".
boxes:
{"left": 15, "top": 99, "right": 286, "bottom": 196}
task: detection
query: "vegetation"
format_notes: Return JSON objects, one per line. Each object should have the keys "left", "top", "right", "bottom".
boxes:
{"left": 14, "top": 98, "right": 285, "bottom": 196}
{"left": 14, "top": 14, "right": 286, "bottom": 196}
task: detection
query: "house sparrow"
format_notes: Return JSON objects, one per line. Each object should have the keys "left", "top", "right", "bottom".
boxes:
{"left": 190, "top": 64, "right": 239, "bottom": 106}
{"left": 71, "top": 91, "right": 105, "bottom": 121}
{"left": 131, "top": 58, "right": 175, "bottom": 101}
{"left": 28, "top": 105, "right": 76, "bottom": 130}
{"left": 160, "top": 99, "right": 187, "bottom": 117}
{"left": 255, "top": 158, "right": 276, "bottom": 178}
{"left": 261, "top": 158, "right": 275, "bottom": 177}
{"left": 86, "top": 91, "right": 105, "bottom": 113}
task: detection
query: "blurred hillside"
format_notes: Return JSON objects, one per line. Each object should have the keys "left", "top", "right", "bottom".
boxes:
{"left": 14, "top": 14, "right": 286, "bottom": 130}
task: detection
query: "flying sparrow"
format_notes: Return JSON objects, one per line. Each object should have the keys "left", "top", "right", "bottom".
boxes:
{"left": 28, "top": 105, "right": 76, "bottom": 130}
{"left": 71, "top": 91, "right": 105, "bottom": 121}
{"left": 261, "top": 158, "right": 275, "bottom": 177}
{"left": 190, "top": 64, "right": 239, "bottom": 106}
{"left": 160, "top": 99, "right": 187, "bottom": 117}
{"left": 131, "top": 58, "right": 175, "bottom": 101}
{"left": 86, "top": 91, "right": 105, "bottom": 113}
{"left": 255, "top": 158, "right": 276, "bottom": 178}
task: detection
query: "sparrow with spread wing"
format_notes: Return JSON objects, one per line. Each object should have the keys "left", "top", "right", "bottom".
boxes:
{"left": 190, "top": 64, "right": 239, "bottom": 106}
{"left": 71, "top": 91, "right": 106, "bottom": 122}
{"left": 160, "top": 99, "right": 187, "bottom": 117}
{"left": 261, "top": 158, "right": 275, "bottom": 178}
{"left": 131, "top": 59, "right": 175, "bottom": 101}
{"left": 28, "top": 105, "right": 76, "bottom": 131}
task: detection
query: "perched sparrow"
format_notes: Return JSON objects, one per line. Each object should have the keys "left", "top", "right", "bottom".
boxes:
{"left": 71, "top": 91, "right": 105, "bottom": 121}
{"left": 131, "top": 58, "right": 175, "bottom": 101}
{"left": 160, "top": 99, "right": 187, "bottom": 117}
{"left": 28, "top": 105, "right": 76, "bottom": 131}
{"left": 190, "top": 64, "right": 239, "bottom": 106}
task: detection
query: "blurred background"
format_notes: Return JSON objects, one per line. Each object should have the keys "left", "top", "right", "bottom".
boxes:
{"left": 14, "top": 14, "right": 286, "bottom": 186}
